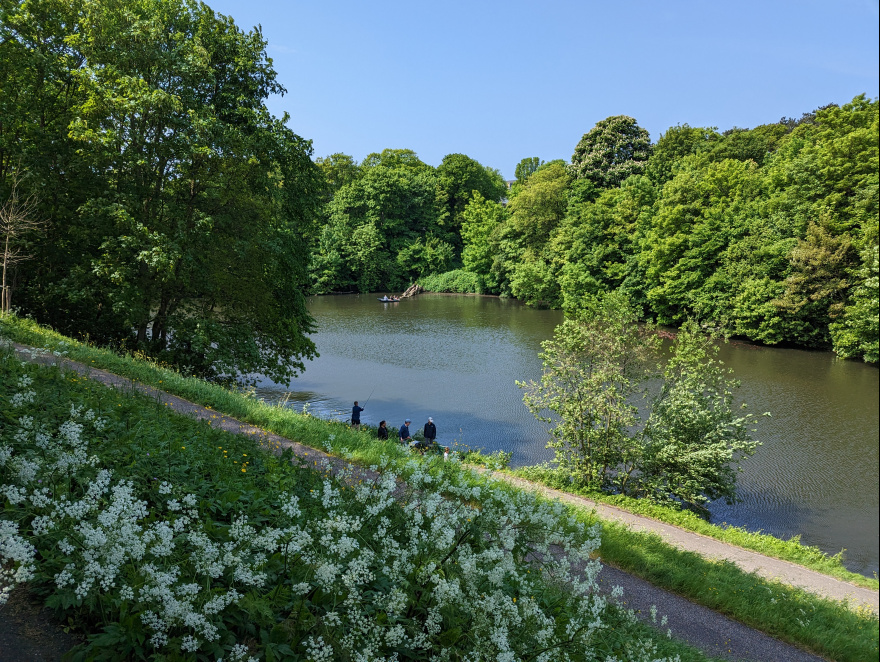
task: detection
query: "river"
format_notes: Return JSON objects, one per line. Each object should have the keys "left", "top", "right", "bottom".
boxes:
{"left": 254, "top": 293, "right": 880, "bottom": 577}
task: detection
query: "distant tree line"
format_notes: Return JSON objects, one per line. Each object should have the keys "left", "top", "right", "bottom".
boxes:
{"left": 313, "top": 99, "right": 878, "bottom": 363}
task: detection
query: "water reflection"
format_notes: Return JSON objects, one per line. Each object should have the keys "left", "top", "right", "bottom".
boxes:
{"left": 254, "top": 294, "right": 879, "bottom": 576}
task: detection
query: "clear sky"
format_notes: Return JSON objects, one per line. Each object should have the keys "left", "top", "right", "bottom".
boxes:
{"left": 207, "top": 0, "right": 879, "bottom": 179}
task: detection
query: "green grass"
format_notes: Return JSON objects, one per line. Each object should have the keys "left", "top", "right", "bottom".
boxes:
{"left": 574, "top": 508, "right": 878, "bottom": 662}
{"left": 2, "top": 313, "right": 878, "bottom": 662}
{"left": 508, "top": 464, "right": 879, "bottom": 590}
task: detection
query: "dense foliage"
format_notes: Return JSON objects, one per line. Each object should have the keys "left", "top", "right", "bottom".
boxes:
{"left": 0, "top": 343, "right": 694, "bottom": 661}
{"left": 341, "top": 98, "right": 876, "bottom": 361}
{"left": 0, "top": 0, "right": 321, "bottom": 382}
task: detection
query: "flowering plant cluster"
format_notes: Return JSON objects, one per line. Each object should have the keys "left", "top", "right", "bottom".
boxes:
{"left": 0, "top": 344, "right": 681, "bottom": 661}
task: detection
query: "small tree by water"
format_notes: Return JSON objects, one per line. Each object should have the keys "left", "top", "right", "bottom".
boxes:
{"left": 518, "top": 293, "right": 762, "bottom": 509}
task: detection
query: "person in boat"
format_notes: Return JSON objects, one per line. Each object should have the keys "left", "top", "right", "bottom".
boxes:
{"left": 351, "top": 401, "right": 364, "bottom": 429}
{"left": 377, "top": 420, "right": 388, "bottom": 440}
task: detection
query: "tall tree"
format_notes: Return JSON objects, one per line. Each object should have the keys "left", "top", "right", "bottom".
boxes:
{"left": 493, "top": 161, "right": 570, "bottom": 306}
{"left": 460, "top": 192, "right": 506, "bottom": 292}
{"left": 3, "top": 0, "right": 322, "bottom": 383}
{"left": 361, "top": 148, "right": 431, "bottom": 172}
{"left": 436, "top": 153, "right": 506, "bottom": 256}
{"left": 644, "top": 124, "right": 718, "bottom": 184}
{"left": 514, "top": 157, "right": 544, "bottom": 184}
{"left": 315, "top": 153, "right": 361, "bottom": 201}
{"left": 570, "top": 115, "right": 652, "bottom": 188}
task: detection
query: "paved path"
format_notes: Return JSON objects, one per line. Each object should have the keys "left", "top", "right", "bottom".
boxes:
{"left": 8, "top": 344, "right": 875, "bottom": 661}
{"left": 499, "top": 474, "right": 878, "bottom": 613}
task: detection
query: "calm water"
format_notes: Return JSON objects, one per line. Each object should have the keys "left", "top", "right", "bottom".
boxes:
{"left": 254, "top": 294, "right": 880, "bottom": 577}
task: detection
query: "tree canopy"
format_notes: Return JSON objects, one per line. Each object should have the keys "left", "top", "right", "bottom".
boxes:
{"left": 570, "top": 115, "right": 652, "bottom": 188}
{"left": 0, "top": 0, "right": 322, "bottom": 382}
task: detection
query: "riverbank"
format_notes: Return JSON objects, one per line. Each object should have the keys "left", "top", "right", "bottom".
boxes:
{"left": 0, "top": 334, "right": 723, "bottom": 662}
{"left": 1, "top": 315, "right": 878, "bottom": 662}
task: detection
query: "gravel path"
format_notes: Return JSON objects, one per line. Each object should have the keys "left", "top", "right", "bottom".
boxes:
{"left": 6, "top": 345, "right": 871, "bottom": 661}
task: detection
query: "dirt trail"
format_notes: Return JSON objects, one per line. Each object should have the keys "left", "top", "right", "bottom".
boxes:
{"left": 5, "top": 345, "right": 873, "bottom": 661}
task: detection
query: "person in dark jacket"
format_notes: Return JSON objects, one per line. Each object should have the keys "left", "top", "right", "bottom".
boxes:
{"left": 351, "top": 401, "right": 364, "bottom": 429}
{"left": 377, "top": 420, "right": 388, "bottom": 440}
{"left": 424, "top": 417, "right": 437, "bottom": 445}
{"left": 399, "top": 419, "right": 412, "bottom": 444}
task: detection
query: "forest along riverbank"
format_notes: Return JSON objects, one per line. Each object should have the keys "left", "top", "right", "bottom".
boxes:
{"left": 5, "top": 343, "right": 869, "bottom": 662}
{"left": 253, "top": 293, "right": 880, "bottom": 577}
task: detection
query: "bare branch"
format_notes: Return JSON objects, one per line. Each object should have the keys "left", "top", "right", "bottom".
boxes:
{"left": 1, "top": 166, "right": 45, "bottom": 314}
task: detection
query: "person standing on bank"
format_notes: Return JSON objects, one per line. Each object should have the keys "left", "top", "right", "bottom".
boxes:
{"left": 424, "top": 417, "right": 437, "bottom": 446}
{"left": 377, "top": 420, "right": 388, "bottom": 440}
{"left": 351, "top": 401, "right": 364, "bottom": 429}
{"left": 399, "top": 419, "right": 412, "bottom": 444}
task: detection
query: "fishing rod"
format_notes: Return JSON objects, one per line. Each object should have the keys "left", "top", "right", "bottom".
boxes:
{"left": 363, "top": 386, "right": 377, "bottom": 407}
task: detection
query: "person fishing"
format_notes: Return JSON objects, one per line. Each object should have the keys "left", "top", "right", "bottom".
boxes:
{"left": 351, "top": 401, "right": 364, "bottom": 429}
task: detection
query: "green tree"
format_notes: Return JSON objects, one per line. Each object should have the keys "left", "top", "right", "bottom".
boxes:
{"left": 315, "top": 153, "right": 361, "bottom": 200}
{"left": 460, "top": 192, "right": 506, "bottom": 292}
{"left": 640, "top": 322, "right": 761, "bottom": 508}
{"left": 397, "top": 235, "right": 454, "bottom": 278}
{"left": 3, "top": 0, "right": 322, "bottom": 383}
{"left": 312, "top": 164, "right": 444, "bottom": 292}
{"left": 830, "top": 243, "right": 879, "bottom": 362}
{"left": 640, "top": 156, "right": 765, "bottom": 325}
{"left": 556, "top": 175, "right": 657, "bottom": 312}
{"left": 770, "top": 221, "right": 856, "bottom": 347}
{"left": 518, "top": 293, "right": 656, "bottom": 489}
{"left": 436, "top": 153, "right": 506, "bottom": 256}
{"left": 494, "top": 161, "right": 570, "bottom": 305}
{"left": 570, "top": 115, "right": 652, "bottom": 188}
{"left": 361, "top": 148, "right": 431, "bottom": 172}
{"left": 520, "top": 295, "right": 761, "bottom": 506}
{"left": 645, "top": 124, "right": 718, "bottom": 184}
{"left": 514, "top": 157, "right": 544, "bottom": 184}
{"left": 709, "top": 123, "right": 788, "bottom": 166}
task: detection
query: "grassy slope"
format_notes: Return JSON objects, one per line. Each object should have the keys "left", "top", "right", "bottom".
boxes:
{"left": 2, "top": 315, "right": 878, "bottom": 662}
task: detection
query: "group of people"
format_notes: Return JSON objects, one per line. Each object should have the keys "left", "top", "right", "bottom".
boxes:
{"left": 352, "top": 401, "right": 444, "bottom": 455}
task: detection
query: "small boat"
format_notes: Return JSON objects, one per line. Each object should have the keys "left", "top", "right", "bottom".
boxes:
{"left": 377, "top": 296, "right": 400, "bottom": 302}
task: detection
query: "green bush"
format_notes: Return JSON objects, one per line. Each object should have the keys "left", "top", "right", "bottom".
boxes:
{"left": 419, "top": 269, "right": 483, "bottom": 293}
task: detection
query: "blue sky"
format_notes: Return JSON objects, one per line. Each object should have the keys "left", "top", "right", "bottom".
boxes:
{"left": 208, "top": 0, "right": 879, "bottom": 179}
